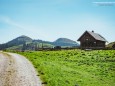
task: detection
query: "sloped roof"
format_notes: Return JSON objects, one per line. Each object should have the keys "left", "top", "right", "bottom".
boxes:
{"left": 87, "top": 31, "right": 107, "bottom": 42}
{"left": 78, "top": 31, "right": 107, "bottom": 42}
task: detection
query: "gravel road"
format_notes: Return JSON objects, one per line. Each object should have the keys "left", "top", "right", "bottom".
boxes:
{"left": 0, "top": 52, "right": 42, "bottom": 86}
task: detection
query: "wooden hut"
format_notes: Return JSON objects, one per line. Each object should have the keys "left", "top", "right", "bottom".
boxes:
{"left": 77, "top": 31, "right": 107, "bottom": 49}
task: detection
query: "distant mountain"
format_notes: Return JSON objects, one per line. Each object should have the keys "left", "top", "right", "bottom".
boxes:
{"left": 32, "top": 39, "right": 51, "bottom": 44}
{"left": 54, "top": 38, "right": 77, "bottom": 44}
{"left": 0, "top": 35, "right": 33, "bottom": 50}
{"left": 32, "top": 38, "right": 79, "bottom": 47}
{"left": 52, "top": 38, "right": 79, "bottom": 47}
{"left": 106, "top": 42, "right": 115, "bottom": 48}
{"left": 0, "top": 36, "right": 79, "bottom": 50}
{"left": 7, "top": 35, "right": 33, "bottom": 46}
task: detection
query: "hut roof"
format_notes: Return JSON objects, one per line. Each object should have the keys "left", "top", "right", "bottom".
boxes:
{"left": 78, "top": 31, "right": 107, "bottom": 42}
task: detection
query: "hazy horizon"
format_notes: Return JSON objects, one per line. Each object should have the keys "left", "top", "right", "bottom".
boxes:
{"left": 0, "top": 0, "right": 115, "bottom": 44}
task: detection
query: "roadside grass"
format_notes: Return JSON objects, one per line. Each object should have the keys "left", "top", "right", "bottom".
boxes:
{"left": 17, "top": 50, "right": 115, "bottom": 86}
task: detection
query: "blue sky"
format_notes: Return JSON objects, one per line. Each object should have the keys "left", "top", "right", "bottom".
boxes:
{"left": 0, "top": 0, "right": 115, "bottom": 44}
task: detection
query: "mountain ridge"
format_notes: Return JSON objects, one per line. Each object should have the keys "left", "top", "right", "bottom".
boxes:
{"left": 0, "top": 35, "right": 79, "bottom": 50}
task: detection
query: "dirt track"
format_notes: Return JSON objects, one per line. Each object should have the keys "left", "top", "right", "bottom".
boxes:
{"left": 0, "top": 52, "right": 42, "bottom": 86}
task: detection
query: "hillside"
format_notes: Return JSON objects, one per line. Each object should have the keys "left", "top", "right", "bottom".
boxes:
{"left": 106, "top": 42, "right": 115, "bottom": 48}
{"left": 0, "top": 35, "right": 53, "bottom": 50}
{"left": 7, "top": 35, "right": 33, "bottom": 46}
{"left": 52, "top": 38, "right": 79, "bottom": 47}
{"left": 0, "top": 36, "right": 79, "bottom": 50}
{"left": 54, "top": 38, "right": 77, "bottom": 43}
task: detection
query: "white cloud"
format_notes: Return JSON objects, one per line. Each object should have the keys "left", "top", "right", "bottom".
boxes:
{"left": 0, "top": 15, "right": 26, "bottom": 29}
{"left": 0, "top": 15, "right": 49, "bottom": 40}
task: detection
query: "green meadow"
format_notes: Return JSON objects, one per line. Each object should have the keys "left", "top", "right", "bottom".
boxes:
{"left": 18, "top": 50, "right": 115, "bottom": 86}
